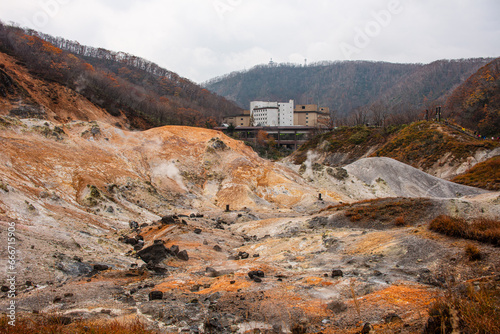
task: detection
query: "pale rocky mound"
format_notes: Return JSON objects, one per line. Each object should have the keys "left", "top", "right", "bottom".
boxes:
{"left": 288, "top": 155, "right": 490, "bottom": 202}
{"left": 345, "top": 157, "right": 488, "bottom": 198}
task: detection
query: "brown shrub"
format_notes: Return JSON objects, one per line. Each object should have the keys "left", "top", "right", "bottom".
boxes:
{"left": 0, "top": 316, "right": 157, "bottom": 334}
{"left": 426, "top": 283, "right": 500, "bottom": 334}
{"left": 465, "top": 244, "right": 482, "bottom": 261}
{"left": 429, "top": 215, "right": 500, "bottom": 246}
{"left": 394, "top": 216, "right": 406, "bottom": 227}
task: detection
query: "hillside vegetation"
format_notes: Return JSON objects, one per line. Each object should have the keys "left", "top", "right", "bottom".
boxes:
{"left": 290, "top": 121, "right": 499, "bottom": 183}
{"left": 446, "top": 58, "right": 500, "bottom": 137}
{"left": 452, "top": 156, "right": 500, "bottom": 190}
{"left": 205, "top": 59, "right": 492, "bottom": 123}
{"left": 0, "top": 22, "right": 241, "bottom": 129}
{"left": 373, "top": 121, "right": 499, "bottom": 170}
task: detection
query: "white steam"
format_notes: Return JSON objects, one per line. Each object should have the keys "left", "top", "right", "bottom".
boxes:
{"left": 151, "top": 161, "right": 187, "bottom": 191}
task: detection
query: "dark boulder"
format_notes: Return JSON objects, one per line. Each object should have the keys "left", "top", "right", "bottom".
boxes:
{"left": 248, "top": 270, "right": 264, "bottom": 279}
{"left": 177, "top": 250, "right": 189, "bottom": 261}
{"left": 93, "top": 264, "right": 109, "bottom": 271}
{"left": 361, "top": 323, "right": 374, "bottom": 334}
{"left": 149, "top": 291, "right": 163, "bottom": 301}
{"left": 137, "top": 244, "right": 172, "bottom": 264}
{"left": 124, "top": 238, "right": 138, "bottom": 246}
{"left": 129, "top": 221, "right": 139, "bottom": 229}
{"left": 161, "top": 215, "right": 179, "bottom": 224}
{"left": 331, "top": 269, "right": 343, "bottom": 278}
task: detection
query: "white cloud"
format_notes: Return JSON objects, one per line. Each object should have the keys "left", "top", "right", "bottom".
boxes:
{"left": 0, "top": 0, "right": 499, "bottom": 82}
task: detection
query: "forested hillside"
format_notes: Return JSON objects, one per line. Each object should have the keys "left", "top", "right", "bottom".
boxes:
{"left": 205, "top": 59, "right": 492, "bottom": 124}
{"left": 0, "top": 22, "right": 241, "bottom": 129}
{"left": 445, "top": 58, "right": 500, "bottom": 137}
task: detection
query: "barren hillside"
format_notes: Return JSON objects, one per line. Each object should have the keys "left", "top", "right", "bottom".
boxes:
{"left": 0, "top": 26, "right": 499, "bottom": 334}
{"left": 0, "top": 114, "right": 498, "bottom": 333}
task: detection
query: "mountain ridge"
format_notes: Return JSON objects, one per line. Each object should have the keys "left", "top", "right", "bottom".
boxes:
{"left": 204, "top": 58, "right": 493, "bottom": 123}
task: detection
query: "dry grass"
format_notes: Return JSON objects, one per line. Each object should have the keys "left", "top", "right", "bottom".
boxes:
{"left": 452, "top": 156, "right": 500, "bottom": 191}
{"left": 425, "top": 283, "right": 500, "bottom": 334}
{"left": 322, "top": 198, "right": 433, "bottom": 229}
{"left": 429, "top": 215, "right": 500, "bottom": 246}
{"left": 0, "top": 316, "right": 158, "bottom": 334}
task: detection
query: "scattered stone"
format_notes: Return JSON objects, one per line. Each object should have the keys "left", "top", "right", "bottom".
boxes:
{"left": 1, "top": 286, "right": 9, "bottom": 292}
{"left": 213, "top": 245, "right": 222, "bottom": 252}
{"left": 100, "top": 309, "right": 112, "bottom": 315}
{"left": 238, "top": 251, "right": 250, "bottom": 259}
{"left": 206, "top": 267, "right": 219, "bottom": 277}
{"left": 177, "top": 250, "right": 189, "bottom": 261}
{"left": 25, "top": 281, "right": 33, "bottom": 287}
{"left": 194, "top": 228, "right": 202, "bottom": 234}
{"left": 327, "top": 300, "right": 348, "bottom": 313}
{"left": 64, "top": 293, "right": 74, "bottom": 298}
{"left": 53, "top": 296, "right": 62, "bottom": 303}
{"left": 135, "top": 235, "right": 144, "bottom": 241}
{"left": 331, "top": 269, "right": 344, "bottom": 278}
{"left": 253, "top": 277, "right": 262, "bottom": 283}
{"left": 385, "top": 313, "right": 402, "bottom": 324}
{"left": 73, "top": 256, "right": 82, "bottom": 262}
{"left": 129, "top": 221, "right": 139, "bottom": 229}
{"left": 149, "top": 291, "right": 163, "bottom": 301}
{"left": 93, "top": 264, "right": 109, "bottom": 271}
{"left": 204, "top": 317, "right": 223, "bottom": 333}
{"left": 170, "top": 245, "right": 180, "bottom": 255}
{"left": 253, "top": 254, "right": 260, "bottom": 258}
{"left": 190, "top": 285, "right": 201, "bottom": 292}
{"left": 105, "top": 206, "right": 114, "bottom": 213}
{"left": 230, "top": 280, "right": 236, "bottom": 284}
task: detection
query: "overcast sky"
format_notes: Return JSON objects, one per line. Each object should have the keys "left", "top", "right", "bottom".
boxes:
{"left": 1, "top": 0, "right": 499, "bottom": 83}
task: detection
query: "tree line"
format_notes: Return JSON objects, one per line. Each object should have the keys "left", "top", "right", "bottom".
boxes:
{"left": 0, "top": 22, "right": 242, "bottom": 129}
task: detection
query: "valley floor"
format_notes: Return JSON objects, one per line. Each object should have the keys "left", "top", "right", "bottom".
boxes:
{"left": 0, "top": 118, "right": 498, "bottom": 333}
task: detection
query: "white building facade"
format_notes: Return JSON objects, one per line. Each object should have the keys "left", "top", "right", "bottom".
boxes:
{"left": 250, "top": 100, "right": 294, "bottom": 126}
